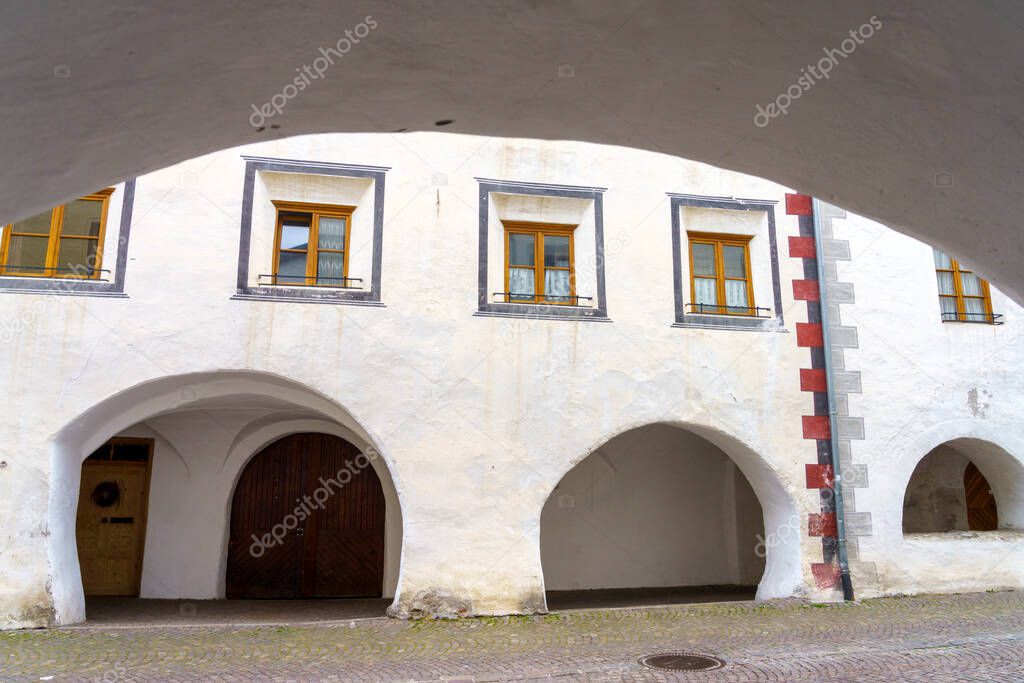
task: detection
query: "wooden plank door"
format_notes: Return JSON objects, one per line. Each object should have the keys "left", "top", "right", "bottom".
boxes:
{"left": 964, "top": 462, "right": 998, "bottom": 531}
{"left": 226, "top": 433, "right": 386, "bottom": 599}
{"left": 314, "top": 436, "right": 386, "bottom": 597}
{"left": 226, "top": 434, "right": 310, "bottom": 598}
{"left": 76, "top": 456, "right": 152, "bottom": 596}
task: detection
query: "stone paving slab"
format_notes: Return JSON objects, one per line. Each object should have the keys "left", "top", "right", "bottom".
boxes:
{"left": 2, "top": 592, "right": 1023, "bottom": 681}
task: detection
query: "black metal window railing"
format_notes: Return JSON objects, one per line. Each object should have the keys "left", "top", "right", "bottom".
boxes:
{"left": 493, "top": 292, "right": 593, "bottom": 306}
{"left": 257, "top": 274, "right": 363, "bottom": 288}
{"left": 941, "top": 311, "right": 1003, "bottom": 324}
{"left": 0, "top": 264, "right": 111, "bottom": 281}
{"left": 686, "top": 302, "right": 771, "bottom": 317}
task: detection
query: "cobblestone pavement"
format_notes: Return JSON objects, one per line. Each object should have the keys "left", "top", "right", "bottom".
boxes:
{"left": 2, "top": 591, "right": 1023, "bottom": 682}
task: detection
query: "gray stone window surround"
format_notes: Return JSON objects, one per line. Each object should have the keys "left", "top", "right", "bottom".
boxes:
{"left": 475, "top": 178, "right": 609, "bottom": 322}
{"left": 0, "top": 179, "right": 136, "bottom": 298}
{"left": 233, "top": 156, "right": 388, "bottom": 306}
{"left": 669, "top": 193, "right": 785, "bottom": 331}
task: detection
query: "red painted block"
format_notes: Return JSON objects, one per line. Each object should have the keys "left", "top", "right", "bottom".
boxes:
{"left": 792, "top": 279, "right": 820, "bottom": 301}
{"left": 808, "top": 512, "right": 838, "bottom": 538}
{"left": 811, "top": 562, "right": 841, "bottom": 589}
{"left": 786, "top": 193, "right": 813, "bottom": 215}
{"left": 806, "top": 463, "right": 834, "bottom": 489}
{"left": 800, "top": 368, "right": 827, "bottom": 392}
{"left": 796, "top": 322, "right": 823, "bottom": 347}
{"left": 788, "top": 236, "right": 816, "bottom": 258}
{"left": 803, "top": 415, "right": 831, "bottom": 440}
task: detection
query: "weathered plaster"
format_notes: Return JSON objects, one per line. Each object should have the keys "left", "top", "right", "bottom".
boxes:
{"left": 0, "top": 133, "right": 1021, "bottom": 628}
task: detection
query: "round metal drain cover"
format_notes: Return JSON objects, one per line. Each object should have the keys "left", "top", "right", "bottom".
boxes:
{"left": 639, "top": 652, "right": 725, "bottom": 672}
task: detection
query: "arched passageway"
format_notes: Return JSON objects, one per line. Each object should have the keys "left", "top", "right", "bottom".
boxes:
{"left": 539, "top": 424, "right": 794, "bottom": 610}
{"left": 52, "top": 372, "right": 404, "bottom": 625}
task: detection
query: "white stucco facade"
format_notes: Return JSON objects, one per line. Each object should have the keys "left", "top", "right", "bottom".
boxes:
{"left": 1, "top": 132, "right": 1022, "bottom": 629}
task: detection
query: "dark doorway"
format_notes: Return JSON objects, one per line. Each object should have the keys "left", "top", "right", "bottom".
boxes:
{"left": 964, "top": 462, "right": 998, "bottom": 531}
{"left": 226, "top": 433, "right": 385, "bottom": 599}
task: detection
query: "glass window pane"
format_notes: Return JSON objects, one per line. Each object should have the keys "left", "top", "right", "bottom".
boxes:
{"left": 723, "top": 245, "right": 746, "bottom": 278}
{"left": 317, "top": 251, "right": 345, "bottom": 285}
{"left": 277, "top": 251, "right": 307, "bottom": 284}
{"left": 508, "top": 267, "right": 535, "bottom": 300}
{"left": 279, "top": 215, "right": 311, "bottom": 250}
{"left": 317, "top": 216, "right": 346, "bottom": 250}
{"left": 692, "top": 243, "right": 715, "bottom": 276}
{"left": 544, "top": 269, "right": 570, "bottom": 302}
{"left": 509, "top": 233, "right": 535, "bottom": 266}
{"left": 933, "top": 249, "right": 953, "bottom": 269}
{"left": 10, "top": 210, "right": 54, "bottom": 235}
{"left": 936, "top": 271, "right": 956, "bottom": 295}
{"left": 61, "top": 199, "right": 104, "bottom": 237}
{"left": 725, "top": 280, "right": 748, "bottom": 310}
{"left": 6, "top": 235, "right": 49, "bottom": 271}
{"left": 544, "top": 235, "right": 570, "bottom": 268}
{"left": 694, "top": 277, "right": 717, "bottom": 307}
{"left": 939, "top": 296, "right": 957, "bottom": 316}
{"left": 960, "top": 272, "right": 983, "bottom": 296}
{"left": 57, "top": 238, "right": 99, "bottom": 275}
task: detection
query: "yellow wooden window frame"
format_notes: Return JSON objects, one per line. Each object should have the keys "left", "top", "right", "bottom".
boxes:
{"left": 687, "top": 231, "right": 756, "bottom": 316}
{"left": 503, "top": 221, "right": 576, "bottom": 305}
{"left": 935, "top": 250, "right": 994, "bottom": 323}
{"left": 0, "top": 189, "right": 114, "bottom": 279}
{"left": 271, "top": 201, "right": 355, "bottom": 287}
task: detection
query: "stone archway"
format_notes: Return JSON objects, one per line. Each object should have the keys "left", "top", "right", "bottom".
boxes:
{"left": 48, "top": 371, "right": 405, "bottom": 626}
{"left": 538, "top": 422, "right": 804, "bottom": 609}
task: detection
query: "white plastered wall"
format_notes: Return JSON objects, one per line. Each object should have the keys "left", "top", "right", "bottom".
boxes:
{"left": 836, "top": 208, "right": 1024, "bottom": 597}
{"left": 0, "top": 133, "right": 883, "bottom": 628}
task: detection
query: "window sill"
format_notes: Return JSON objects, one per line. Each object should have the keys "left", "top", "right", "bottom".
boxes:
{"left": 941, "top": 317, "right": 1003, "bottom": 325}
{"left": 233, "top": 286, "right": 383, "bottom": 306}
{"left": 673, "top": 312, "right": 786, "bottom": 332}
{"left": 903, "top": 529, "right": 1024, "bottom": 542}
{"left": 476, "top": 302, "right": 609, "bottom": 322}
{"left": 0, "top": 276, "right": 125, "bottom": 297}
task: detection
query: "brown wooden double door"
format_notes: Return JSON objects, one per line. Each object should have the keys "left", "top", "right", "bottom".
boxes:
{"left": 226, "top": 433, "right": 385, "bottom": 599}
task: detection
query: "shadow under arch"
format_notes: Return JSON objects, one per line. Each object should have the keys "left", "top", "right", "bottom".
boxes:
{"left": 48, "top": 370, "right": 406, "bottom": 626}
{"left": 536, "top": 420, "right": 804, "bottom": 606}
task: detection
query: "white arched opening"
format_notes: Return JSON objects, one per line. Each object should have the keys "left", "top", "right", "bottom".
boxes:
{"left": 538, "top": 422, "right": 803, "bottom": 609}
{"left": 48, "top": 371, "right": 405, "bottom": 625}
{"left": 871, "top": 421, "right": 1024, "bottom": 596}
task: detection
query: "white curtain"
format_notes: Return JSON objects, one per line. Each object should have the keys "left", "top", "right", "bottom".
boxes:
{"left": 725, "top": 280, "right": 748, "bottom": 310}
{"left": 317, "top": 252, "right": 344, "bottom": 285}
{"left": 960, "top": 272, "right": 982, "bottom": 296}
{"left": 545, "top": 270, "right": 570, "bottom": 301}
{"left": 509, "top": 267, "right": 535, "bottom": 299}
{"left": 694, "top": 277, "right": 717, "bottom": 308}
{"left": 962, "top": 297, "right": 984, "bottom": 316}
{"left": 317, "top": 217, "right": 346, "bottom": 250}
{"left": 936, "top": 271, "right": 955, "bottom": 295}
